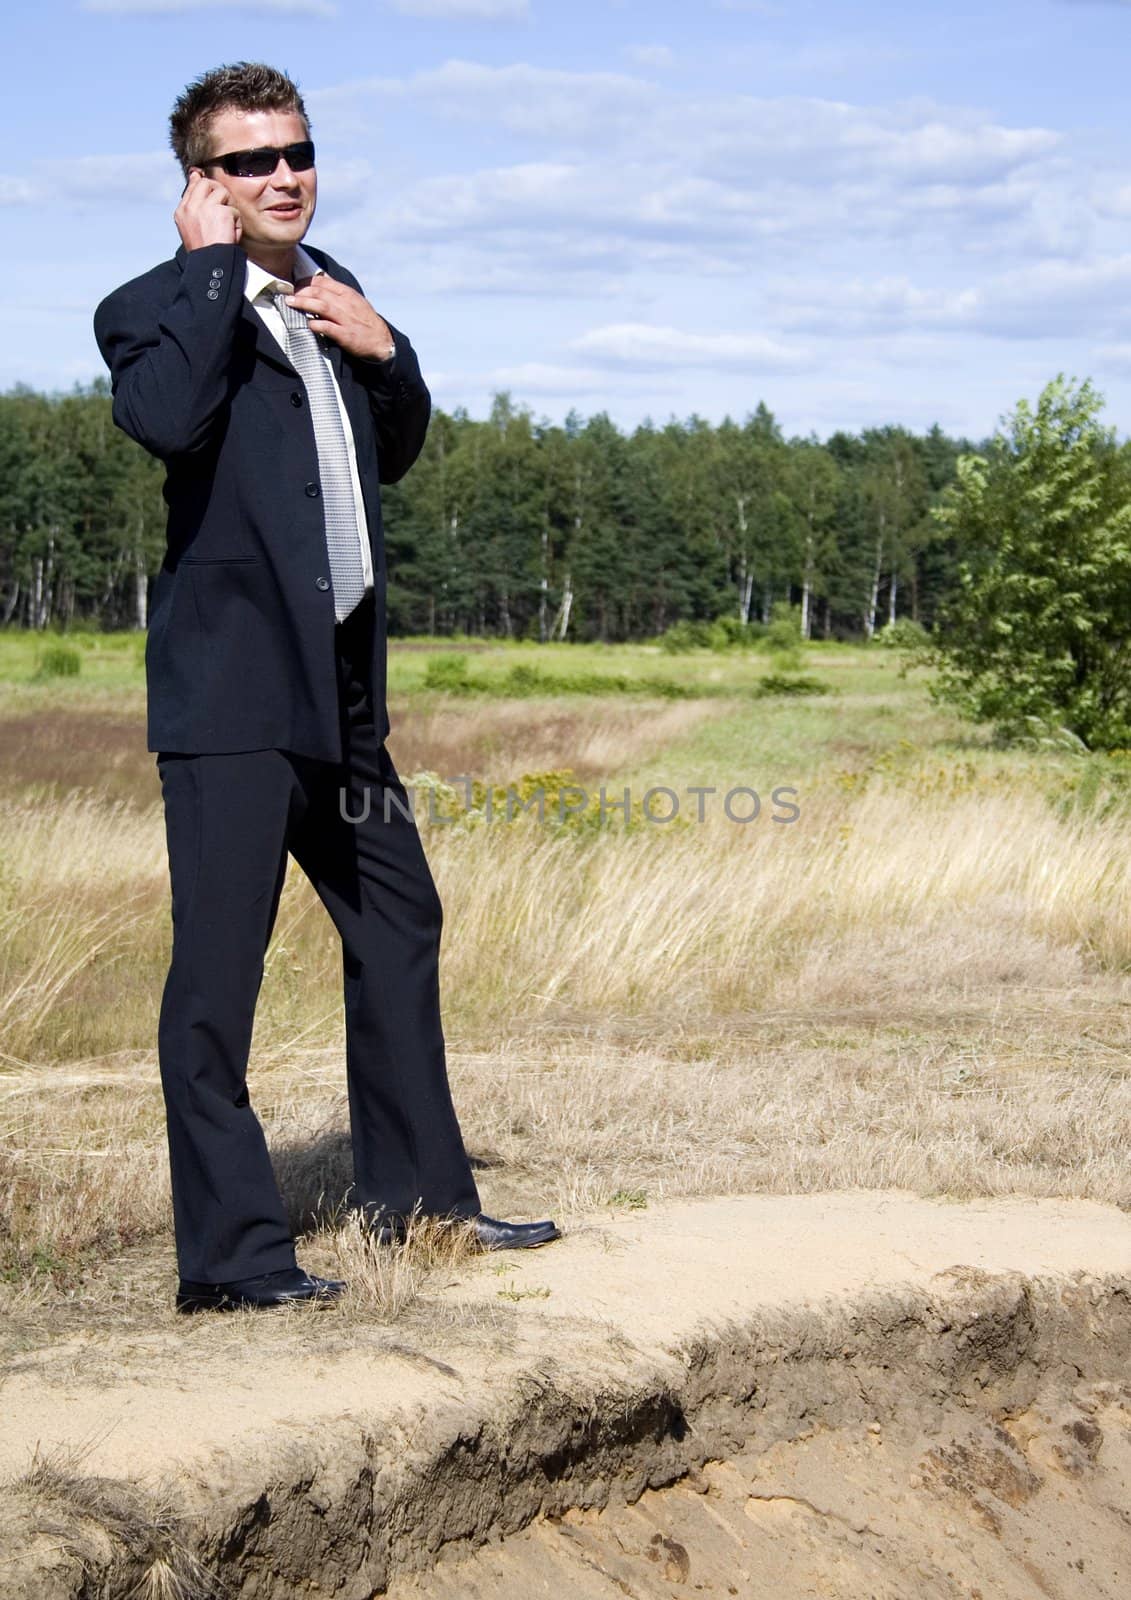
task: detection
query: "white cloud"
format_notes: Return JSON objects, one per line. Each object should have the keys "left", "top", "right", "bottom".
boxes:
{"left": 20, "top": 54, "right": 1123, "bottom": 425}
{"left": 1091, "top": 342, "right": 1131, "bottom": 376}
{"left": 386, "top": 0, "right": 528, "bottom": 16}
{"left": 0, "top": 152, "right": 174, "bottom": 209}
{"left": 0, "top": 177, "right": 38, "bottom": 205}
{"left": 482, "top": 362, "right": 673, "bottom": 395}
{"left": 769, "top": 255, "right": 1131, "bottom": 342}
{"left": 319, "top": 62, "right": 1059, "bottom": 194}
{"left": 770, "top": 275, "right": 971, "bottom": 334}
{"left": 624, "top": 44, "right": 675, "bottom": 69}
{"left": 572, "top": 323, "right": 813, "bottom": 372}
{"left": 82, "top": 0, "right": 336, "bottom": 13}
{"left": 301, "top": 60, "right": 1108, "bottom": 373}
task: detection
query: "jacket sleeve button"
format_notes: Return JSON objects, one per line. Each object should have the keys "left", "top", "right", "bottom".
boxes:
{"left": 304, "top": 481, "right": 320, "bottom": 497}
{"left": 211, "top": 266, "right": 224, "bottom": 277}
{"left": 206, "top": 289, "right": 220, "bottom": 300}
{"left": 315, "top": 576, "right": 331, "bottom": 591}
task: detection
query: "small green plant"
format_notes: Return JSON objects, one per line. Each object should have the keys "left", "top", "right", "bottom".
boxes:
{"left": 504, "top": 662, "right": 548, "bottom": 695}
{"left": 608, "top": 1188, "right": 649, "bottom": 1209}
{"left": 756, "top": 673, "right": 830, "bottom": 697}
{"left": 423, "top": 653, "right": 473, "bottom": 693}
{"left": 33, "top": 643, "right": 81, "bottom": 680}
{"left": 498, "top": 666, "right": 697, "bottom": 700}
{"left": 763, "top": 601, "right": 803, "bottom": 662}
{"left": 496, "top": 1281, "right": 552, "bottom": 1302}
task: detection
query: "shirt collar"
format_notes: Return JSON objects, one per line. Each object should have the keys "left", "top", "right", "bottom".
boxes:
{"left": 244, "top": 242, "right": 323, "bottom": 304}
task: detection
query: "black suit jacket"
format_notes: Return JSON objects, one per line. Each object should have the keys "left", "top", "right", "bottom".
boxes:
{"left": 93, "top": 240, "right": 430, "bottom": 761}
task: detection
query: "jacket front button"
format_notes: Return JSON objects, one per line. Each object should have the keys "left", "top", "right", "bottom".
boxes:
{"left": 304, "top": 481, "right": 320, "bottom": 497}
{"left": 315, "top": 576, "right": 330, "bottom": 591}
{"left": 206, "top": 289, "right": 219, "bottom": 300}
{"left": 290, "top": 392, "right": 303, "bottom": 407}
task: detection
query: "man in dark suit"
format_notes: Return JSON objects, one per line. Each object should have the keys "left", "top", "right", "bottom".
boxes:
{"left": 93, "top": 61, "right": 560, "bottom": 1314}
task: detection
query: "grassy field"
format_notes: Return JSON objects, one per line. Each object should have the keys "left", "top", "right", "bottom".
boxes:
{"left": 1, "top": 627, "right": 1129, "bottom": 1340}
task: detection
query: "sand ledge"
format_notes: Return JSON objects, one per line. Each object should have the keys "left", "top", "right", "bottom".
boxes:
{"left": 3, "top": 1189, "right": 1131, "bottom": 1598}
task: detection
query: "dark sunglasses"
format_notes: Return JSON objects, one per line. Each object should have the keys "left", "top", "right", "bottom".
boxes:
{"left": 200, "top": 140, "right": 315, "bottom": 178}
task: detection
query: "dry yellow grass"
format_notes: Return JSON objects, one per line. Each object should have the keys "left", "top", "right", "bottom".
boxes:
{"left": 384, "top": 696, "right": 725, "bottom": 786}
{"left": 1, "top": 757, "right": 1129, "bottom": 1313}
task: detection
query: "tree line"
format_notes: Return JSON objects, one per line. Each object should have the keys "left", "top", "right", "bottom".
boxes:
{"left": 0, "top": 380, "right": 979, "bottom": 640}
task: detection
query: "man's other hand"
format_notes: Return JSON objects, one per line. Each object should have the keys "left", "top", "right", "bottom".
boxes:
{"left": 285, "top": 277, "right": 395, "bottom": 362}
{"left": 175, "top": 170, "right": 242, "bottom": 251}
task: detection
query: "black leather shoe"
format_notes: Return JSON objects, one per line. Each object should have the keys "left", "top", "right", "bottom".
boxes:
{"left": 175, "top": 1266, "right": 346, "bottom": 1314}
{"left": 368, "top": 1212, "right": 561, "bottom": 1251}
{"left": 470, "top": 1214, "right": 562, "bottom": 1251}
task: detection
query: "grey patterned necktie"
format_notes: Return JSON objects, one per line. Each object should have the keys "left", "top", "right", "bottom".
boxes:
{"left": 273, "top": 288, "right": 366, "bottom": 623}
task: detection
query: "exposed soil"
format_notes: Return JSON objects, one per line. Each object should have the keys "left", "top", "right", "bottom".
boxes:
{"left": 2, "top": 1191, "right": 1130, "bottom": 1599}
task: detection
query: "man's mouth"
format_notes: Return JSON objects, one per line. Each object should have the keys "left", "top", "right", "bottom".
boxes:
{"left": 267, "top": 204, "right": 302, "bottom": 216}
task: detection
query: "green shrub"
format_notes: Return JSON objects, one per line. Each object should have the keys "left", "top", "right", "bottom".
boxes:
{"left": 712, "top": 615, "right": 763, "bottom": 650}
{"left": 423, "top": 653, "right": 474, "bottom": 693}
{"left": 763, "top": 602, "right": 803, "bottom": 659}
{"left": 637, "top": 675, "right": 696, "bottom": 699}
{"left": 928, "top": 376, "right": 1131, "bottom": 749}
{"left": 659, "top": 619, "right": 717, "bottom": 653}
{"left": 34, "top": 643, "right": 81, "bottom": 680}
{"left": 660, "top": 616, "right": 763, "bottom": 653}
{"left": 425, "top": 655, "right": 714, "bottom": 700}
{"left": 756, "top": 673, "right": 830, "bottom": 697}
{"left": 876, "top": 618, "right": 929, "bottom": 651}
{"left": 503, "top": 663, "right": 547, "bottom": 695}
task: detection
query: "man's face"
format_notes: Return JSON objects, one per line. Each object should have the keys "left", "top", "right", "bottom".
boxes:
{"left": 196, "top": 107, "right": 316, "bottom": 252}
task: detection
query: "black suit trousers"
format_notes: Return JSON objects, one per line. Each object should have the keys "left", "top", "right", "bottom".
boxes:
{"left": 155, "top": 592, "right": 481, "bottom": 1282}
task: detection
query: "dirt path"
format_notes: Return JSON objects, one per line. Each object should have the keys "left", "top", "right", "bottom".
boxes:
{"left": 3, "top": 1190, "right": 1131, "bottom": 1597}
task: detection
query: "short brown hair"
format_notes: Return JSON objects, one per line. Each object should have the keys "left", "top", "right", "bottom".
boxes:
{"left": 169, "top": 62, "right": 311, "bottom": 177}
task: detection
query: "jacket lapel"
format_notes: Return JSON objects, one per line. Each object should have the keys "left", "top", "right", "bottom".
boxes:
{"left": 171, "top": 242, "right": 300, "bottom": 379}
{"left": 240, "top": 300, "right": 300, "bottom": 377}
{"left": 171, "top": 242, "right": 343, "bottom": 383}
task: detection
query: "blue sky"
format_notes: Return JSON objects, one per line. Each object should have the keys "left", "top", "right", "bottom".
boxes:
{"left": 7, "top": 0, "right": 1131, "bottom": 440}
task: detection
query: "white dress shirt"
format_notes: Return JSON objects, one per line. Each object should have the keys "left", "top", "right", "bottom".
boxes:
{"left": 244, "top": 243, "right": 377, "bottom": 593}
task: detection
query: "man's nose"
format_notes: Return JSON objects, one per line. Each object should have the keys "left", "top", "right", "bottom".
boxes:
{"left": 270, "top": 156, "right": 301, "bottom": 184}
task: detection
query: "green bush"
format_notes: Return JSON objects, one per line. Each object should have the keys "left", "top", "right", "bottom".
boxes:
{"left": 659, "top": 619, "right": 718, "bottom": 653}
{"left": 503, "top": 663, "right": 546, "bottom": 695}
{"left": 660, "top": 616, "right": 764, "bottom": 653}
{"left": 426, "top": 655, "right": 710, "bottom": 700}
{"left": 34, "top": 643, "right": 81, "bottom": 679}
{"left": 423, "top": 653, "right": 474, "bottom": 693}
{"left": 712, "top": 615, "right": 763, "bottom": 650}
{"left": 763, "top": 602, "right": 803, "bottom": 658}
{"left": 756, "top": 673, "right": 830, "bottom": 697}
{"left": 928, "top": 376, "right": 1131, "bottom": 749}
{"left": 876, "top": 618, "right": 929, "bottom": 651}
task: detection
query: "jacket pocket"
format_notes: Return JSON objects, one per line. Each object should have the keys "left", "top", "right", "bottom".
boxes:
{"left": 178, "top": 555, "right": 261, "bottom": 565}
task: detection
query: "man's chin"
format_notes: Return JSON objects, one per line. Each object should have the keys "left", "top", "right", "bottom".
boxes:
{"left": 242, "top": 220, "right": 310, "bottom": 251}
{"left": 255, "top": 212, "right": 310, "bottom": 237}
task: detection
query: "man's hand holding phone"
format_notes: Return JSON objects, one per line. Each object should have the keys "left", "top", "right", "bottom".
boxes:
{"left": 175, "top": 170, "right": 241, "bottom": 251}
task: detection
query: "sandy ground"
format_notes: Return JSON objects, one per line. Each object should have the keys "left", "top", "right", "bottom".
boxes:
{"left": 3, "top": 1190, "right": 1131, "bottom": 1597}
